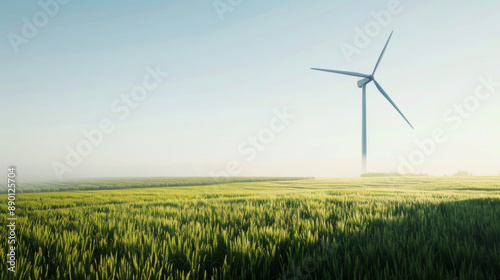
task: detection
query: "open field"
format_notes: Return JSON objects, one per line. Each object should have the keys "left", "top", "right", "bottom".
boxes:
{"left": 1, "top": 177, "right": 500, "bottom": 279}
{"left": 0, "top": 177, "right": 312, "bottom": 193}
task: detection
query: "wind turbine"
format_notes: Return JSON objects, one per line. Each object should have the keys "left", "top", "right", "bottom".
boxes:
{"left": 311, "top": 31, "right": 413, "bottom": 175}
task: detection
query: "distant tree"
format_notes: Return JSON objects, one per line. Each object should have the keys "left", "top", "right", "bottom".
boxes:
{"left": 452, "top": 170, "right": 472, "bottom": 176}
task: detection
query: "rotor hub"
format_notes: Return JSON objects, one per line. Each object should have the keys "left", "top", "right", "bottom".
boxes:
{"left": 357, "top": 77, "right": 373, "bottom": 88}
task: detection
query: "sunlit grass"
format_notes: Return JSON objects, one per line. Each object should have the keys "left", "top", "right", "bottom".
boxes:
{"left": 1, "top": 177, "right": 499, "bottom": 279}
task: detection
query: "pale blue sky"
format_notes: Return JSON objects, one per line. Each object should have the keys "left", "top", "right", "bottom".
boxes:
{"left": 1, "top": 0, "right": 499, "bottom": 180}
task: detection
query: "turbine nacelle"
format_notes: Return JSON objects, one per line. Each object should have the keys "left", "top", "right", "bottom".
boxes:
{"left": 357, "top": 77, "right": 373, "bottom": 88}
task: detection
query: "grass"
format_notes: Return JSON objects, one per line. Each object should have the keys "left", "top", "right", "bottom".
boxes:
{"left": 1, "top": 176, "right": 500, "bottom": 279}
{"left": 0, "top": 177, "right": 312, "bottom": 193}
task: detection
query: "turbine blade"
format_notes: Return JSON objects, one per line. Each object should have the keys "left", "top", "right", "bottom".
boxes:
{"left": 311, "top": 68, "right": 370, "bottom": 78}
{"left": 373, "top": 79, "right": 414, "bottom": 129}
{"left": 372, "top": 31, "right": 393, "bottom": 76}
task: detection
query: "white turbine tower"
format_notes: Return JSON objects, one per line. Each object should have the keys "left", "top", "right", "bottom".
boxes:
{"left": 311, "top": 31, "right": 413, "bottom": 175}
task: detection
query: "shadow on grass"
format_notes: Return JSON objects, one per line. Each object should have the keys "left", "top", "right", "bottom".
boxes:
{"left": 276, "top": 198, "right": 500, "bottom": 280}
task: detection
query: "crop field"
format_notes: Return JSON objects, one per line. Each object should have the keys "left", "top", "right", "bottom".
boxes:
{"left": 1, "top": 176, "right": 500, "bottom": 279}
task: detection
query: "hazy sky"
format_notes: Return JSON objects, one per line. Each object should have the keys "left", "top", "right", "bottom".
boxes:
{"left": 1, "top": 0, "right": 499, "bottom": 181}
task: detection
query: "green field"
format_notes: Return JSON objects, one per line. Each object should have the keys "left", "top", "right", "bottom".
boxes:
{"left": 1, "top": 177, "right": 500, "bottom": 279}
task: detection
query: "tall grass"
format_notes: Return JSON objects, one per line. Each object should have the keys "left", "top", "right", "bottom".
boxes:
{"left": 1, "top": 177, "right": 499, "bottom": 279}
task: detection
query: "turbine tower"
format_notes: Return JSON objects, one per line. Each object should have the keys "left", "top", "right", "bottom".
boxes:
{"left": 311, "top": 31, "right": 413, "bottom": 175}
